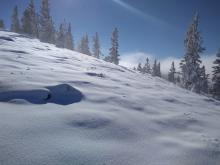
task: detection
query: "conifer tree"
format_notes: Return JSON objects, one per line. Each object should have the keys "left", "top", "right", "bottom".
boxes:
{"left": 109, "top": 28, "right": 120, "bottom": 65}
{"left": 152, "top": 59, "right": 157, "bottom": 76}
{"left": 200, "top": 66, "right": 209, "bottom": 94}
{"left": 21, "top": 9, "right": 32, "bottom": 34}
{"left": 168, "top": 61, "right": 176, "bottom": 83}
{"left": 56, "top": 23, "right": 65, "bottom": 48}
{"left": 180, "top": 13, "right": 205, "bottom": 93}
{"left": 93, "top": 32, "right": 101, "bottom": 59}
{"left": 79, "top": 34, "right": 91, "bottom": 55}
{"left": 143, "top": 58, "right": 151, "bottom": 74}
{"left": 0, "top": 20, "right": 4, "bottom": 29}
{"left": 65, "top": 23, "right": 74, "bottom": 50}
{"left": 11, "top": 6, "right": 20, "bottom": 33}
{"left": 28, "top": 0, "right": 39, "bottom": 37}
{"left": 157, "top": 62, "right": 161, "bottom": 77}
{"left": 212, "top": 49, "right": 220, "bottom": 99}
{"left": 39, "top": 0, "right": 55, "bottom": 43}
{"left": 137, "top": 63, "right": 143, "bottom": 72}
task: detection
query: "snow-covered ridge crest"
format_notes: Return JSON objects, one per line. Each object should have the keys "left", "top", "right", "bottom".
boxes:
{"left": 0, "top": 31, "right": 220, "bottom": 165}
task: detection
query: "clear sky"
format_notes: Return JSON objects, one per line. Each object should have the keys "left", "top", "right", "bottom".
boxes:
{"left": 0, "top": 0, "right": 220, "bottom": 60}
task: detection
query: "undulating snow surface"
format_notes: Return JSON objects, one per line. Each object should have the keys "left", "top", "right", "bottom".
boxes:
{"left": 0, "top": 31, "right": 220, "bottom": 165}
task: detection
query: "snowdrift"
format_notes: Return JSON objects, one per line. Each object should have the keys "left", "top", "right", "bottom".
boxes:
{"left": 0, "top": 31, "right": 220, "bottom": 165}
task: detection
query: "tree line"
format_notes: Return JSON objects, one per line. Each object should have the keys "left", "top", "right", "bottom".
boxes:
{"left": 0, "top": 1, "right": 219, "bottom": 100}
{"left": 0, "top": 0, "right": 120, "bottom": 65}
{"left": 135, "top": 14, "right": 220, "bottom": 100}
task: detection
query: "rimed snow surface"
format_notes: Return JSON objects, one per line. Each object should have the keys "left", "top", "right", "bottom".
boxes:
{"left": 0, "top": 31, "right": 220, "bottom": 165}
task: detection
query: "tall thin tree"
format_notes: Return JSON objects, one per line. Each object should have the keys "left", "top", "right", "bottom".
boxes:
{"left": 168, "top": 61, "right": 176, "bottom": 83}
{"left": 11, "top": 6, "right": 20, "bottom": 33}
{"left": 212, "top": 49, "right": 220, "bottom": 99}
{"left": 39, "top": 0, "right": 55, "bottom": 43}
{"left": 180, "top": 13, "right": 205, "bottom": 93}
{"left": 93, "top": 32, "right": 101, "bottom": 59}
{"left": 109, "top": 28, "right": 120, "bottom": 65}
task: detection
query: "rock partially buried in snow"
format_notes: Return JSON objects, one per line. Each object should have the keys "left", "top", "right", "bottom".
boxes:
{"left": 0, "top": 84, "right": 84, "bottom": 105}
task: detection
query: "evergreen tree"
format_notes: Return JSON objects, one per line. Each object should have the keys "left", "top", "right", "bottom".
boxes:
{"left": 109, "top": 28, "right": 120, "bottom": 65}
{"left": 168, "top": 61, "right": 176, "bottom": 83}
{"left": 65, "top": 23, "right": 74, "bottom": 50}
{"left": 157, "top": 62, "right": 161, "bottom": 77}
{"left": 56, "top": 23, "right": 65, "bottom": 48}
{"left": 93, "top": 32, "right": 101, "bottom": 59}
{"left": 28, "top": 0, "right": 39, "bottom": 37}
{"left": 200, "top": 66, "right": 209, "bottom": 94}
{"left": 79, "top": 34, "right": 91, "bottom": 55}
{"left": 0, "top": 20, "right": 4, "bottom": 29}
{"left": 11, "top": 6, "right": 20, "bottom": 33}
{"left": 143, "top": 57, "right": 151, "bottom": 74}
{"left": 152, "top": 59, "right": 157, "bottom": 76}
{"left": 180, "top": 13, "right": 205, "bottom": 93}
{"left": 21, "top": 9, "right": 32, "bottom": 34}
{"left": 137, "top": 63, "right": 143, "bottom": 72}
{"left": 212, "top": 49, "right": 220, "bottom": 99}
{"left": 39, "top": 0, "right": 55, "bottom": 43}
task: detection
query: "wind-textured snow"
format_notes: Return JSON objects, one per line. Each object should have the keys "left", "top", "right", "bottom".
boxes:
{"left": 0, "top": 31, "right": 220, "bottom": 165}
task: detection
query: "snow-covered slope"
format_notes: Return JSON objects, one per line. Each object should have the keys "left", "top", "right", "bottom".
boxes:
{"left": 0, "top": 31, "right": 220, "bottom": 165}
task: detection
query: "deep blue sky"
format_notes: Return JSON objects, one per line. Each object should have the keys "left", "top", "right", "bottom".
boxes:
{"left": 0, "top": 0, "right": 220, "bottom": 59}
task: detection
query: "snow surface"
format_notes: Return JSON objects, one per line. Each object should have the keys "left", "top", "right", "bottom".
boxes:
{"left": 0, "top": 31, "right": 220, "bottom": 165}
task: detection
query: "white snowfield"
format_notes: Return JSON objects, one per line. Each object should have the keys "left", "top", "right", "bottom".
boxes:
{"left": 0, "top": 31, "right": 220, "bottom": 165}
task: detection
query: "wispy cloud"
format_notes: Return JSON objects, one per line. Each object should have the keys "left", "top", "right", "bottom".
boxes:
{"left": 112, "top": 0, "right": 171, "bottom": 28}
{"left": 120, "top": 52, "right": 215, "bottom": 76}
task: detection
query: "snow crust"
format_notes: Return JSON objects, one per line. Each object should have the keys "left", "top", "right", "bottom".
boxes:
{"left": 0, "top": 31, "right": 220, "bottom": 165}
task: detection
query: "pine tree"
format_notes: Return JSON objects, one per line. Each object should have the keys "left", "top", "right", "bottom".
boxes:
{"left": 65, "top": 23, "right": 74, "bottom": 50}
{"left": 212, "top": 49, "right": 220, "bottom": 99}
{"left": 39, "top": 0, "right": 55, "bottom": 43}
{"left": 28, "top": 0, "right": 39, "bottom": 37}
{"left": 200, "top": 66, "right": 209, "bottom": 94}
{"left": 11, "top": 6, "right": 20, "bottom": 33}
{"left": 56, "top": 23, "right": 65, "bottom": 48}
{"left": 157, "top": 62, "right": 161, "bottom": 77}
{"left": 180, "top": 13, "right": 205, "bottom": 93}
{"left": 143, "top": 58, "right": 151, "bottom": 74}
{"left": 79, "top": 34, "right": 91, "bottom": 55}
{"left": 0, "top": 20, "right": 4, "bottom": 29}
{"left": 93, "top": 32, "right": 100, "bottom": 59}
{"left": 168, "top": 61, "right": 176, "bottom": 83}
{"left": 137, "top": 63, "right": 143, "bottom": 72}
{"left": 109, "top": 28, "right": 120, "bottom": 65}
{"left": 21, "top": 9, "right": 32, "bottom": 34}
{"left": 152, "top": 59, "right": 157, "bottom": 76}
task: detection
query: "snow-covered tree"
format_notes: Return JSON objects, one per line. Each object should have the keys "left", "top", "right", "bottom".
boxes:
{"left": 92, "top": 32, "right": 101, "bottom": 59}
{"left": 39, "top": 0, "right": 55, "bottom": 43}
{"left": 137, "top": 63, "right": 143, "bottom": 72}
{"left": 65, "top": 23, "right": 74, "bottom": 50}
{"left": 152, "top": 59, "right": 157, "bottom": 76}
{"left": 11, "top": 6, "right": 20, "bottom": 33}
{"left": 180, "top": 13, "right": 205, "bottom": 93}
{"left": 212, "top": 49, "right": 220, "bottom": 99}
{"left": 157, "top": 62, "right": 161, "bottom": 77}
{"left": 21, "top": 9, "right": 32, "bottom": 34}
{"left": 56, "top": 23, "right": 65, "bottom": 48}
{"left": 143, "top": 58, "right": 151, "bottom": 74}
{"left": 168, "top": 61, "right": 176, "bottom": 83}
{"left": 0, "top": 20, "right": 4, "bottom": 29}
{"left": 79, "top": 34, "right": 91, "bottom": 55}
{"left": 27, "top": 0, "right": 39, "bottom": 37}
{"left": 200, "top": 66, "right": 209, "bottom": 94}
{"left": 109, "top": 28, "right": 120, "bottom": 65}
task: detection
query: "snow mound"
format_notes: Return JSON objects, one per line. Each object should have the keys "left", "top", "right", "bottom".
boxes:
{"left": 0, "top": 84, "right": 83, "bottom": 105}
{"left": 0, "top": 31, "right": 220, "bottom": 165}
